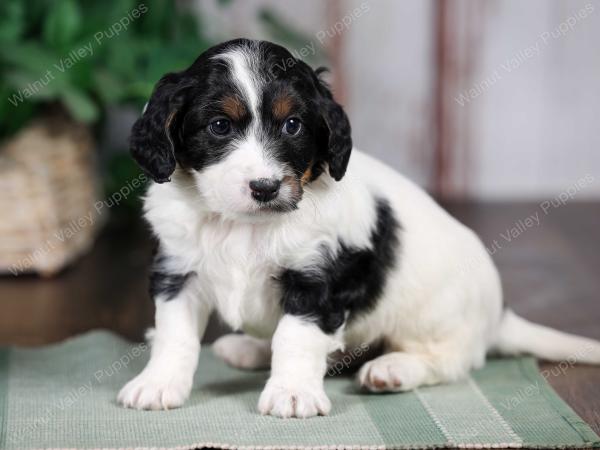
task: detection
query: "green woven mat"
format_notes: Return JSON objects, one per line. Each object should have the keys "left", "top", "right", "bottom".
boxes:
{"left": 0, "top": 331, "right": 598, "bottom": 450}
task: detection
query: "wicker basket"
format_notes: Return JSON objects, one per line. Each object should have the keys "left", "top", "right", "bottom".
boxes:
{"left": 0, "top": 118, "right": 103, "bottom": 277}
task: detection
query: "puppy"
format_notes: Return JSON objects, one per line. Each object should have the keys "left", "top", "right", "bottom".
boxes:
{"left": 118, "top": 38, "right": 600, "bottom": 418}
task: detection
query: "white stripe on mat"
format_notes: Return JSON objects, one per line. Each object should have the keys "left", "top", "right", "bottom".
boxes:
{"left": 415, "top": 377, "right": 523, "bottom": 448}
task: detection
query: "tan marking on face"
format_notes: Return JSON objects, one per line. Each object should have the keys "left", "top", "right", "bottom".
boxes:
{"left": 300, "top": 166, "right": 312, "bottom": 186}
{"left": 273, "top": 95, "right": 293, "bottom": 120}
{"left": 222, "top": 95, "right": 246, "bottom": 120}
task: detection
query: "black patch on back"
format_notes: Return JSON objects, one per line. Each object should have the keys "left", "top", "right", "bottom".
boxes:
{"left": 278, "top": 197, "right": 400, "bottom": 333}
{"left": 149, "top": 249, "right": 194, "bottom": 301}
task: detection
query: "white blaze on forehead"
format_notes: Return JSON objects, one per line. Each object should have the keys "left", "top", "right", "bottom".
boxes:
{"left": 211, "top": 44, "right": 288, "bottom": 188}
{"left": 214, "top": 46, "right": 261, "bottom": 117}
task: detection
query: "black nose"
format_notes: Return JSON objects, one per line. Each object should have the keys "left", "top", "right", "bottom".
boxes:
{"left": 249, "top": 178, "right": 281, "bottom": 202}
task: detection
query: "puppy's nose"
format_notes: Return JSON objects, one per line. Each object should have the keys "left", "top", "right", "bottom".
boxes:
{"left": 249, "top": 178, "right": 281, "bottom": 202}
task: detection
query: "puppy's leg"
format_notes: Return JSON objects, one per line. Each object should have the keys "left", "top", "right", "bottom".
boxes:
{"left": 258, "top": 315, "right": 342, "bottom": 418}
{"left": 118, "top": 287, "right": 211, "bottom": 410}
{"left": 213, "top": 334, "right": 271, "bottom": 370}
{"left": 358, "top": 341, "right": 473, "bottom": 393}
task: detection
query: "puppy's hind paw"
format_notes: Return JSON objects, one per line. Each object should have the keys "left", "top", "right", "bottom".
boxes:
{"left": 358, "top": 352, "right": 428, "bottom": 393}
{"left": 213, "top": 334, "right": 271, "bottom": 370}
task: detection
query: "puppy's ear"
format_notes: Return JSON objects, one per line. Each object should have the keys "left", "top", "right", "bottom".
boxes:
{"left": 314, "top": 68, "right": 352, "bottom": 182}
{"left": 130, "top": 73, "right": 193, "bottom": 183}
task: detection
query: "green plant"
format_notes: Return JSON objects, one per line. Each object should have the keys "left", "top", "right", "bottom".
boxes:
{"left": 0, "top": 0, "right": 212, "bottom": 140}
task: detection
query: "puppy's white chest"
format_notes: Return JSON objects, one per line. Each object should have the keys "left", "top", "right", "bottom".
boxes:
{"left": 196, "top": 222, "right": 282, "bottom": 337}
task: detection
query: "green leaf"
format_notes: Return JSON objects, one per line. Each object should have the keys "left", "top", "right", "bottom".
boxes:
{"left": 124, "top": 81, "right": 155, "bottom": 104}
{"left": 0, "top": 42, "right": 58, "bottom": 75}
{"left": 93, "top": 69, "right": 125, "bottom": 104}
{"left": 138, "top": 0, "right": 171, "bottom": 36}
{"left": 0, "top": 0, "right": 25, "bottom": 42}
{"left": 3, "top": 69, "right": 59, "bottom": 101}
{"left": 173, "top": 13, "right": 200, "bottom": 41}
{"left": 0, "top": 0, "right": 219, "bottom": 134}
{"left": 102, "top": 35, "right": 145, "bottom": 81}
{"left": 60, "top": 87, "right": 99, "bottom": 123}
{"left": 42, "top": 0, "right": 82, "bottom": 49}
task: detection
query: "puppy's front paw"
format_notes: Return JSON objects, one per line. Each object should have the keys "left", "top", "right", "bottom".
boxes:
{"left": 258, "top": 377, "right": 331, "bottom": 418}
{"left": 117, "top": 370, "right": 192, "bottom": 410}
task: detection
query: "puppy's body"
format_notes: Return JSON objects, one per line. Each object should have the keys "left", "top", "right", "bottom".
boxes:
{"left": 147, "top": 148, "right": 499, "bottom": 359}
{"left": 119, "top": 39, "right": 600, "bottom": 418}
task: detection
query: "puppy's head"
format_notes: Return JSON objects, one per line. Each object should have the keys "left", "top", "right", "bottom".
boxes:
{"left": 130, "top": 39, "right": 352, "bottom": 218}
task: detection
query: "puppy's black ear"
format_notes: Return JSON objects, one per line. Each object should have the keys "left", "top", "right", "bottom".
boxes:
{"left": 130, "top": 73, "right": 193, "bottom": 183}
{"left": 314, "top": 68, "right": 352, "bottom": 181}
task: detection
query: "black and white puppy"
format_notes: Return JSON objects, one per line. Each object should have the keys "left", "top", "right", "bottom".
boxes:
{"left": 118, "top": 39, "right": 600, "bottom": 418}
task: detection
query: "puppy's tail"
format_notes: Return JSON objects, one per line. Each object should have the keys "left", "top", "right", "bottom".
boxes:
{"left": 493, "top": 309, "right": 600, "bottom": 364}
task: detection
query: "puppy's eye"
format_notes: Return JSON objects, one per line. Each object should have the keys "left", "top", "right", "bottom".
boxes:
{"left": 282, "top": 117, "right": 302, "bottom": 136}
{"left": 209, "top": 118, "right": 231, "bottom": 136}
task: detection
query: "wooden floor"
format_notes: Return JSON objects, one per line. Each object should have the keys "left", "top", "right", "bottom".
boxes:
{"left": 443, "top": 202, "right": 600, "bottom": 437}
{"left": 0, "top": 202, "right": 599, "bottom": 436}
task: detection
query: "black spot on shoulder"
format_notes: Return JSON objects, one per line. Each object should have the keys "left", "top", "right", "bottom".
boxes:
{"left": 279, "top": 197, "right": 400, "bottom": 333}
{"left": 149, "top": 248, "right": 194, "bottom": 301}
